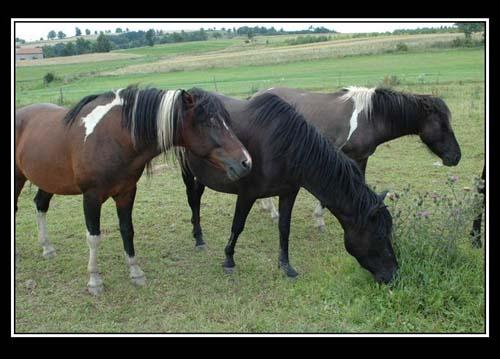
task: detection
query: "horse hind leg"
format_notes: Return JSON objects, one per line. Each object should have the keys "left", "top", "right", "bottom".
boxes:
{"left": 15, "top": 168, "right": 27, "bottom": 266}
{"left": 313, "top": 202, "right": 327, "bottom": 232}
{"left": 258, "top": 198, "right": 279, "bottom": 223}
{"left": 34, "top": 189, "right": 57, "bottom": 258}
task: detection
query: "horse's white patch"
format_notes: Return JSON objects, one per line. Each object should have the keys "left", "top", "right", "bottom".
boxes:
{"left": 259, "top": 198, "right": 279, "bottom": 221}
{"left": 339, "top": 86, "right": 376, "bottom": 147}
{"left": 36, "top": 211, "right": 56, "bottom": 257}
{"left": 266, "top": 87, "right": 275, "bottom": 91}
{"left": 81, "top": 89, "right": 123, "bottom": 141}
{"left": 125, "top": 252, "right": 145, "bottom": 282}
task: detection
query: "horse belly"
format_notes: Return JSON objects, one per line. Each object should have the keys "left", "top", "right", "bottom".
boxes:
{"left": 17, "top": 138, "right": 80, "bottom": 195}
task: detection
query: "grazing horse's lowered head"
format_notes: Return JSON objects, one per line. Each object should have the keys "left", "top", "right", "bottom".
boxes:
{"left": 337, "top": 191, "right": 397, "bottom": 284}
{"left": 371, "top": 88, "right": 461, "bottom": 166}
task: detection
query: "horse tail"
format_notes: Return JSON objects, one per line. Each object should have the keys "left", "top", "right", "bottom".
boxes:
{"left": 63, "top": 94, "right": 101, "bottom": 127}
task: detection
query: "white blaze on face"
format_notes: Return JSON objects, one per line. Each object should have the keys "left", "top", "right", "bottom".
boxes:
{"left": 81, "top": 89, "right": 123, "bottom": 141}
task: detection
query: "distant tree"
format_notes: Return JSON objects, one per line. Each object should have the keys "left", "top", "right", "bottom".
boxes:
{"left": 63, "top": 42, "right": 75, "bottom": 56}
{"left": 455, "top": 22, "right": 484, "bottom": 39}
{"left": 75, "top": 27, "right": 82, "bottom": 36}
{"left": 48, "top": 30, "right": 57, "bottom": 40}
{"left": 95, "top": 30, "right": 98, "bottom": 35}
{"left": 15, "top": 37, "right": 26, "bottom": 44}
{"left": 57, "top": 31, "right": 66, "bottom": 39}
{"left": 126, "top": 27, "right": 129, "bottom": 32}
{"left": 40, "top": 37, "right": 44, "bottom": 41}
{"left": 75, "top": 37, "right": 91, "bottom": 54}
{"left": 213, "top": 32, "right": 222, "bottom": 39}
{"left": 116, "top": 27, "right": 123, "bottom": 33}
{"left": 94, "top": 33, "right": 111, "bottom": 52}
{"left": 145, "top": 29, "right": 155, "bottom": 46}
{"left": 85, "top": 29, "right": 91, "bottom": 35}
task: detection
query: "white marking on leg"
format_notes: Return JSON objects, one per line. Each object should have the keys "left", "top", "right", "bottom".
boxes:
{"left": 125, "top": 252, "right": 146, "bottom": 286}
{"left": 86, "top": 233, "right": 103, "bottom": 293}
{"left": 259, "top": 198, "right": 279, "bottom": 222}
{"left": 81, "top": 88, "right": 123, "bottom": 141}
{"left": 313, "top": 202, "right": 326, "bottom": 231}
{"left": 36, "top": 211, "right": 56, "bottom": 258}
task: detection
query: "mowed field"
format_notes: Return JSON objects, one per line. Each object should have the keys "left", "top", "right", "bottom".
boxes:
{"left": 14, "top": 34, "right": 486, "bottom": 333}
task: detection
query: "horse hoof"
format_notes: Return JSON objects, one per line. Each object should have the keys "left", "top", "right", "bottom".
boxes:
{"left": 131, "top": 275, "right": 146, "bottom": 287}
{"left": 223, "top": 266, "right": 235, "bottom": 274}
{"left": 195, "top": 244, "right": 207, "bottom": 251}
{"left": 279, "top": 263, "right": 299, "bottom": 278}
{"left": 88, "top": 284, "right": 104, "bottom": 296}
{"left": 272, "top": 216, "right": 279, "bottom": 224}
{"left": 43, "top": 249, "right": 57, "bottom": 259}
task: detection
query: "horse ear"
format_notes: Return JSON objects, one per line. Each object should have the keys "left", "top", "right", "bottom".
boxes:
{"left": 181, "top": 90, "right": 194, "bottom": 107}
{"left": 368, "top": 203, "right": 388, "bottom": 218}
{"left": 378, "top": 191, "right": 389, "bottom": 202}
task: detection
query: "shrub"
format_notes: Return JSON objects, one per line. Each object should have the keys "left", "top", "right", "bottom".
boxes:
{"left": 388, "top": 175, "right": 485, "bottom": 289}
{"left": 43, "top": 72, "right": 57, "bottom": 85}
{"left": 381, "top": 75, "right": 401, "bottom": 87}
{"left": 396, "top": 42, "right": 409, "bottom": 52}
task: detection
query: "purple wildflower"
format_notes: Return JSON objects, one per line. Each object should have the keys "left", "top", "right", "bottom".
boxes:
{"left": 417, "top": 210, "right": 430, "bottom": 218}
{"left": 449, "top": 175, "right": 459, "bottom": 183}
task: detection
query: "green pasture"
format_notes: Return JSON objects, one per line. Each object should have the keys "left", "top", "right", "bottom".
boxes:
{"left": 14, "top": 34, "right": 486, "bottom": 333}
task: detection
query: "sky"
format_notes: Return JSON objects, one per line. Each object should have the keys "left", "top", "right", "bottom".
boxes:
{"left": 14, "top": 20, "right": 460, "bottom": 42}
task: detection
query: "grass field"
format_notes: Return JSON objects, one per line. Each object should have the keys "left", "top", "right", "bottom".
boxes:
{"left": 14, "top": 33, "right": 486, "bottom": 334}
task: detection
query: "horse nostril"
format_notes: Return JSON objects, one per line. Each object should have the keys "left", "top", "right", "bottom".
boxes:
{"left": 242, "top": 160, "right": 250, "bottom": 169}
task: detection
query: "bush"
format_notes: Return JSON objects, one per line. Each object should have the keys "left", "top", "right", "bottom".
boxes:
{"left": 43, "top": 72, "right": 57, "bottom": 85}
{"left": 387, "top": 175, "right": 485, "bottom": 289}
{"left": 396, "top": 42, "right": 409, "bottom": 52}
{"left": 381, "top": 75, "right": 401, "bottom": 87}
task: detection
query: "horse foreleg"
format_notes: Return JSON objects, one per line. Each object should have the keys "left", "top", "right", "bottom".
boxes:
{"left": 278, "top": 190, "right": 299, "bottom": 278}
{"left": 471, "top": 165, "right": 486, "bottom": 248}
{"left": 113, "top": 186, "right": 145, "bottom": 287}
{"left": 33, "top": 189, "right": 56, "bottom": 258}
{"left": 223, "top": 196, "right": 256, "bottom": 273}
{"left": 182, "top": 169, "right": 206, "bottom": 249}
{"left": 258, "top": 198, "right": 279, "bottom": 223}
{"left": 83, "top": 191, "right": 104, "bottom": 296}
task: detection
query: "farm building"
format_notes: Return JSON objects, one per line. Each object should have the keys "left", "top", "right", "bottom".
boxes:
{"left": 16, "top": 47, "right": 44, "bottom": 61}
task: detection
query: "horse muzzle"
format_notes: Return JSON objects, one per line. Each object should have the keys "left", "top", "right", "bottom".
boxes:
{"left": 209, "top": 148, "right": 252, "bottom": 181}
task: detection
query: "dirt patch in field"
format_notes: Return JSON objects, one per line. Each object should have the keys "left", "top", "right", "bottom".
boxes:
{"left": 15, "top": 52, "right": 143, "bottom": 67}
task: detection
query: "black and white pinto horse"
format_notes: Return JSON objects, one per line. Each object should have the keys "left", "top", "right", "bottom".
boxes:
{"left": 253, "top": 86, "right": 462, "bottom": 230}
{"left": 182, "top": 93, "right": 398, "bottom": 283}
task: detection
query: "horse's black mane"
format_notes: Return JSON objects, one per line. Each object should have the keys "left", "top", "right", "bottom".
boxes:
{"left": 248, "top": 93, "right": 386, "bottom": 227}
{"left": 370, "top": 87, "right": 451, "bottom": 135}
{"left": 188, "top": 87, "right": 232, "bottom": 125}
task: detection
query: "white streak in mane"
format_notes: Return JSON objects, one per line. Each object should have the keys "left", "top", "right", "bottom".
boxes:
{"left": 339, "top": 86, "right": 375, "bottom": 145}
{"left": 156, "top": 90, "right": 185, "bottom": 165}
{"left": 81, "top": 89, "right": 123, "bottom": 141}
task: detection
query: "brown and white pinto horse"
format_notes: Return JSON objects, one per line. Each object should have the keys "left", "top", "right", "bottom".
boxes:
{"left": 15, "top": 85, "right": 251, "bottom": 295}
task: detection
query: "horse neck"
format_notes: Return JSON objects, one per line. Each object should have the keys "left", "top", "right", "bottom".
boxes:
{"left": 299, "top": 149, "right": 369, "bottom": 226}
{"left": 369, "top": 110, "right": 422, "bottom": 145}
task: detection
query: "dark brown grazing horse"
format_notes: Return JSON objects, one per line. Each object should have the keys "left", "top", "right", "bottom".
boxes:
{"left": 182, "top": 92, "right": 397, "bottom": 283}
{"left": 253, "top": 86, "right": 462, "bottom": 230}
{"left": 471, "top": 164, "right": 486, "bottom": 247}
{"left": 15, "top": 85, "right": 251, "bottom": 295}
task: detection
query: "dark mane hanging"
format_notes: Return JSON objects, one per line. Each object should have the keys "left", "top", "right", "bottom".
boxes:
{"left": 248, "top": 93, "right": 384, "bottom": 226}
{"left": 188, "top": 87, "right": 232, "bottom": 125}
{"left": 371, "top": 87, "right": 451, "bottom": 135}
